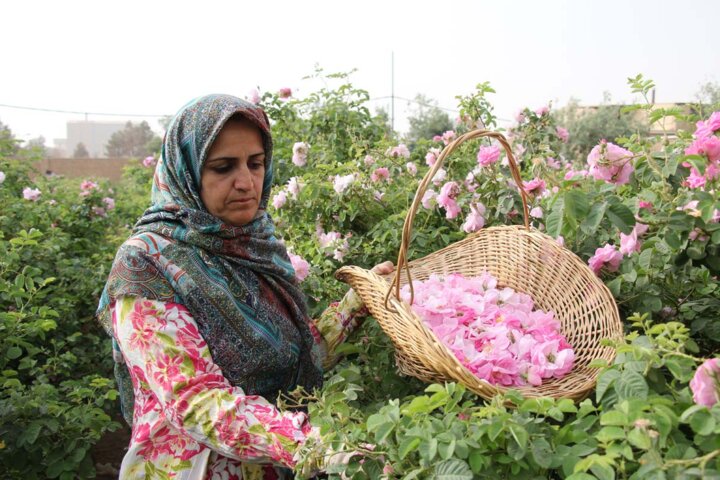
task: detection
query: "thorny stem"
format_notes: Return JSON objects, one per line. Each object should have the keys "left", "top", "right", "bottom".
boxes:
{"left": 664, "top": 448, "right": 720, "bottom": 471}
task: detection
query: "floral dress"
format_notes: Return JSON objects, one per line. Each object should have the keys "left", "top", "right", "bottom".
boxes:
{"left": 111, "top": 291, "right": 367, "bottom": 479}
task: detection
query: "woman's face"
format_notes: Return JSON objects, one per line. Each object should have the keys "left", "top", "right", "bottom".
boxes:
{"left": 200, "top": 117, "right": 266, "bottom": 226}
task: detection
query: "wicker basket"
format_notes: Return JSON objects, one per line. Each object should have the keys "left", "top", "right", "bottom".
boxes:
{"left": 336, "top": 129, "right": 622, "bottom": 401}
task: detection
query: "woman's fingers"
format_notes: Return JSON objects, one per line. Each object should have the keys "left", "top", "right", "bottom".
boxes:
{"left": 370, "top": 260, "right": 394, "bottom": 275}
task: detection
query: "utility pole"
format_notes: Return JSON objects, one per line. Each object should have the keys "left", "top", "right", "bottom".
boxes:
{"left": 391, "top": 51, "right": 395, "bottom": 133}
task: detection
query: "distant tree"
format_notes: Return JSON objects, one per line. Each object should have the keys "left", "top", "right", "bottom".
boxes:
{"left": 694, "top": 81, "right": 720, "bottom": 118}
{"left": 73, "top": 142, "right": 89, "bottom": 158}
{"left": 405, "top": 94, "right": 453, "bottom": 144}
{"left": 105, "top": 121, "right": 160, "bottom": 158}
{"left": 25, "top": 136, "right": 47, "bottom": 158}
{"left": 0, "top": 120, "right": 19, "bottom": 157}
{"left": 554, "top": 97, "right": 647, "bottom": 163}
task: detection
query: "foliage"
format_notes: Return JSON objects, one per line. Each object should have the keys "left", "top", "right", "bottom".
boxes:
{"left": 2, "top": 71, "right": 720, "bottom": 478}
{"left": 104, "top": 120, "right": 159, "bottom": 158}
{"left": 405, "top": 94, "right": 453, "bottom": 146}
{"left": 73, "top": 142, "right": 89, "bottom": 158}
{"left": 553, "top": 96, "right": 647, "bottom": 163}
{"left": 0, "top": 140, "right": 153, "bottom": 477}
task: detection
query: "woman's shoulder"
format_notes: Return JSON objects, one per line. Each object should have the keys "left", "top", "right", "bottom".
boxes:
{"left": 120, "top": 231, "right": 174, "bottom": 257}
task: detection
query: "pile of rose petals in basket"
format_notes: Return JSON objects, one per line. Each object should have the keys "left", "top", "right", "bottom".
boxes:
{"left": 400, "top": 272, "right": 574, "bottom": 387}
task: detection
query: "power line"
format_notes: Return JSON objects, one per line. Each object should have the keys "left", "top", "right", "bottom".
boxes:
{"left": 0, "top": 102, "right": 168, "bottom": 118}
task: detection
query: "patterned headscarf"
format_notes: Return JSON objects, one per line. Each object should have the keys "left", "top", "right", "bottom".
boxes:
{"left": 97, "top": 94, "right": 323, "bottom": 425}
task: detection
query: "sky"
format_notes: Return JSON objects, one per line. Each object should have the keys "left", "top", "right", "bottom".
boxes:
{"left": 1, "top": 0, "right": 718, "bottom": 145}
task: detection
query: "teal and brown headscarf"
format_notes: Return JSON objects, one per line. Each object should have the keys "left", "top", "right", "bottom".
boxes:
{"left": 97, "top": 94, "right": 323, "bottom": 425}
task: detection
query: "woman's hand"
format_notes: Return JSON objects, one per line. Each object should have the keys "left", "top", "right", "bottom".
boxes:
{"left": 370, "top": 260, "right": 394, "bottom": 276}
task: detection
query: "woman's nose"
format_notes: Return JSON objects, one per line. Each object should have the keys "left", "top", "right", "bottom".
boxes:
{"left": 233, "top": 164, "right": 253, "bottom": 190}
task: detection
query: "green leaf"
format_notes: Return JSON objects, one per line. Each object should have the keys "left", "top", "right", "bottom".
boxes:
{"left": 581, "top": 202, "right": 608, "bottom": 235}
{"left": 664, "top": 230, "right": 682, "bottom": 249}
{"left": 419, "top": 438, "right": 438, "bottom": 461}
{"left": 565, "top": 474, "right": 597, "bottom": 480}
{"left": 596, "top": 369, "right": 620, "bottom": 402}
{"left": 530, "top": 438, "right": 553, "bottom": 468}
{"left": 614, "top": 370, "right": 648, "bottom": 401}
{"left": 546, "top": 197, "right": 565, "bottom": 238}
{"left": 595, "top": 426, "right": 626, "bottom": 443}
{"left": 433, "top": 459, "right": 473, "bottom": 480}
{"left": 590, "top": 462, "right": 616, "bottom": 480}
{"left": 689, "top": 409, "right": 716, "bottom": 435}
{"left": 508, "top": 424, "right": 529, "bottom": 450}
{"left": 6, "top": 346, "right": 22, "bottom": 360}
{"left": 627, "top": 428, "right": 652, "bottom": 450}
{"left": 565, "top": 190, "right": 590, "bottom": 221}
{"left": 606, "top": 203, "right": 635, "bottom": 234}
{"left": 600, "top": 410, "right": 628, "bottom": 427}
{"left": 438, "top": 438, "right": 456, "bottom": 460}
{"left": 19, "top": 422, "right": 42, "bottom": 445}
{"left": 399, "top": 436, "right": 421, "bottom": 460}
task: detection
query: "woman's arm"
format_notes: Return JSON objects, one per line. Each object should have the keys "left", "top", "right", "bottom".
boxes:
{"left": 112, "top": 296, "right": 310, "bottom": 468}
{"left": 312, "top": 261, "right": 394, "bottom": 369}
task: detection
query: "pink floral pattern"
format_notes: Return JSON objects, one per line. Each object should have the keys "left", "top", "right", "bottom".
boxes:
{"left": 113, "top": 292, "right": 365, "bottom": 478}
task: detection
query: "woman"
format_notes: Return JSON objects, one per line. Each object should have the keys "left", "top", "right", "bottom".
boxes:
{"left": 97, "top": 94, "right": 391, "bottom": 479}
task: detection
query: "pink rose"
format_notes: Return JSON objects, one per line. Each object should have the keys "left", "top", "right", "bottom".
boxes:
{"left": 143, "top": 156, "right": 156, "bottom": 168}
{"left": 371, "top": 167, "right": 390, "bottom": 183}
{"left": 587, "top": 140, "right": 634, "bottom": 185}
{"left": 693, "top": 111, "right": 720, "bottom": 139}
{"left": 462, "top": 203, "right": 486, "bottom": 233}
{"left": 288, "top": 252, "right": 310, "bottom": 282}
{"left": 406, "top": 162, "right": 418, "bottom": 176}
{"left": 363, "top": 155, "right": 375, "bottom": 166}
{"left": 437, "top": 182, "right": 461, "bottom": 219}
{"left": 333, "top": 173, "right": 356, "bottom": 194}
{"left": 421, "top": 190, "right": 437, "bottom": 209}
{"left": 80, "top": 180, "right": 98, "bottom": 196}
{"left": 523, "top": 177, "right": 546, "bottom": 195}
{"left": 388, "top": 144, "right": 410, "bottom": 158}
{"left": 638, "top": 200, "right": 653, "bottom": 210}
{"left": 588, "top": 244, "right": 623, "bottom": 275}
{"left": 272, "top": 190, "right": 288, "bottom": 209}
{"left": 441, "top": 130, "right": 456, "bottom": 145}
{"left": 530, "top": 206, "right": 543, "bottom": 219}
{"left": 287, "top": 177, "right": 301, "bottom": 199}
{"left": 247, "top": 88, "right": 261, "bottom": 104}
{"left": 535, "top": 105, "right": 550, "bottom": 116}
{"left": 556, "top": 126, "right": 569, "bottom": 143}
{"left": 425, "top": 148, "right": 441, "bottom": 167}
{"left": 690, "top": 358, "right": 720, "bottom": 408}
{"left": 292, "top": 142, "right": 309, "bottom": 167}
{"left": 477, "top": 145, "right": 501, "bottom": 167}
{"left": 685, "top": 135, "right": 720, "bottom": 164}
{"left": 103, "top": 197, "right": 115, "bottom": 210}
{"left": 23, "top": 187, "right": 41, "bottom": 201}
{"left": 619, "top": 223, "right": 648, "bottom": 256}
{"left": 278, "top": 87, "right": 292, "bottom": 99}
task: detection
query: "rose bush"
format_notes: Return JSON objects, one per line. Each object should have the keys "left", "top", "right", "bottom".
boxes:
{"left": 2, "top": 71, "right": 720, "bottom": 478}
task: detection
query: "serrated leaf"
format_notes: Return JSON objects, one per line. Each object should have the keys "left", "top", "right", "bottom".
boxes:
{"left": 596, "top": 369, "right": 620, "bottom": 402}
{"left": 606, "top": 203, "right": 635, "bottom": 234}
{"left": 433, "top": 459, "right": 473, "bottom": 480}
{"left": 581, "top": 201, "right": 607, "bottom": 235}
{"left": 627, "top": 428, "right": 652, "bottom": 450}
{"left": 546, "top": 197, "right": 565, "bottom": 238}
{"left": 399, "top": 436, "right": 421, "bottom": 460}
{"left": 530, "top": 438, "right": 553, "bottom": 468}
{"left": 565, "top": 190, "right": 591, "bottom": 221}
{"left": 615, "top": 370, "right": 648, "bottom": 401}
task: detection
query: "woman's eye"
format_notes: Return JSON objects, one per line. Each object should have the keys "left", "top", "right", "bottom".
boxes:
{"left": 249, "top": 162, "right": 264, "bottom": 170}
{"left": 212, "top": 165, "right": 232, "bottom": 173}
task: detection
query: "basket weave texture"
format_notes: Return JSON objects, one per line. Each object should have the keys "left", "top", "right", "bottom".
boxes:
{"left": 336, "top": 130, "right": 622, "bottom": 401}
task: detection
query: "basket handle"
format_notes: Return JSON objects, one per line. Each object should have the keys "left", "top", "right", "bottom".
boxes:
{"left": 385, "top": 129, "right": 530, "bottom": 310}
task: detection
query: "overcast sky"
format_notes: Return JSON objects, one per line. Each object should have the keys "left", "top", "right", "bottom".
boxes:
{"left": 1, "top": 0, "right": 718, "bottom": 143}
